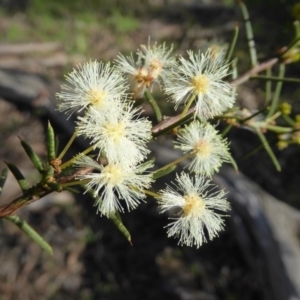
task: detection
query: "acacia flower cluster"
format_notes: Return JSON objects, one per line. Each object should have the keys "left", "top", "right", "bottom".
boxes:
{"left": 57, "top": 40, "right": 234, "bottom": 248}
{"left": 115, "top": 40, "right": 175, "bottom": 98}
{"left": 57, "top": 60, "right": 153, "bottom": 216}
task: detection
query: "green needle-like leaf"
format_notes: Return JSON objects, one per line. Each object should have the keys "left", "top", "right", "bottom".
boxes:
{"left": 137, "top": 158, "right": 155, "bottom": 173}
{"left": 225, "top": 24, "right": 239, "bottom": 62}
{"left": 84, "top": 187, "right": 132, "bottom": 243}
{"left": 265, "top": 68, "right": 272, "bottom": 105}
{"left": 228, "top": 153, "right": 238, "bottom": 172}
{"left": 4, "top": 215, "right": 53, "bottom": 255}
{"left": 267, "top": 64, "right": 285, "bottom": 119}
{"left": 256, "top": 129, "right": 281, "bottom": 171}
{"left": 83, "top": 187, "right": 131, "bottom": 244}
{"left": 47, "top": 121, "right": 56, "bottom": 162}
{"left": 109, "top": 211, "right": 132, "bottom": 244}
{"left": 19, "top": 137, "right": 44, "bottom": 173}
{"left": 0, "top": 168, "right": 8, "bottom": 196}
{"left": 5, "top": 162, "right": 30, "bottom": 193}
{"left": 152, "top": 165, "right": 177, "bottom": 180}
{"left": 221, "top": 124, "right": 233, "bottom": 137}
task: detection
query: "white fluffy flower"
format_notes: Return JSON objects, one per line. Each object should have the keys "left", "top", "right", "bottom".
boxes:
{"left": 164, "top": 48, "right": 235, "bottom": 120}
{"left": 158, "top": 172, "right": 230, "bottom": 248}
{"left": 175, "top": 121, "right": 230, "bottom": 177}
{"left": 77, "top": 103, "right": 152, "bottom": 166}
{"left": 137, "top": 41, "right": 175, "bottom": 83}
{"left": 75, "top": 155, "right": 153, "bottom": 216}
{"left": 57, "top": 61, "right": 128, "bottom": 116}
{"left": 115, "top": 41, "right": 174, "bottom": 98}
{"left": 115, "top": 53, "right": 143, "bottom": 81}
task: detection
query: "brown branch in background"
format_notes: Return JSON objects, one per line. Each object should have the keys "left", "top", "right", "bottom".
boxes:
{"left": 231, "top": 58, "right": 279, "bottom": 86}
{"left": 0, "top": 42, "right": 68, "bottom": 71}
{"left": 151, "top": 107, "right": 195, "bottom": 134}
{"left": 0, "top": 42, "right": 63, "bottom": 55}
{"left": 0, "top": 54, "right": 69, "bottom": 70}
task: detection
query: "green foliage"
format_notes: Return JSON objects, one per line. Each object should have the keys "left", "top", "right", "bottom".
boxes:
{"left": 105, "top": 10, "right": 140, "bottom": 33}
{"left": 0, "top": 0, "right": 140, "bottom": 56}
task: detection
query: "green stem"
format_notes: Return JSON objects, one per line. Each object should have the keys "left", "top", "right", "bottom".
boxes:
{"left": 144, "top": 189, "right": 160, "bottom": 199}
{"left": 251, "top": 75, "right": 300, "bottom": 84}
{"left": 280, "top": 35, "right": 300, "bottom": 57}
{"left": 267, "top": 111, "right": 281, "bottom": 123}
{"left": 265, "top": 68, "right": 272, "bottom": 105}
{"left": 60, "top": 144, "right": 95, "bottom": 170}
{"left": 282, "top": 114, "right": 295, "bottom": 127}
{"left": 265, "top": 125, "right": 293, "bottom": 133}
{"left": 240, "top": 144, "right": 264, "bottom": 161}
{"left": 267, "top": 64, "right": 285, "bottom": 119}
{"left": 231, "top": 58, "right": 238, "bottom": 98}
{"left": 144, "top": 89, "right": 162, "bottom": 122}
{"left": 238, "top": 1, "right": 257, "bottom": 66}
{"left": 255, "top": 129, "right": 281, "bottom": 171}
{"left": 154, "top": 152, "right": 195, "bottom": 175}
{"left": 181, "top": 94, "right": 196, "bottom": 118}
{"left": 61, "top": 179, "right": 90, "bottom": 188}
{"left": 57, "top": 128, "right": 79, "bottom": 160}
{"left": 221, "top": 124, "right": 233, "bottom": 137}
{"left": 225, "top": 24, "right": 239, "bottom": 62}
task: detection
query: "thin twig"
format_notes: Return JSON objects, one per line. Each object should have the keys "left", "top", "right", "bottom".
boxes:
{"left": 0, "top": 167, "right": 93, "bottom": 217}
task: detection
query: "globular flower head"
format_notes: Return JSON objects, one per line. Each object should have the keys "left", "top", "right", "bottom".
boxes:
{"left": 158, "top": 172, "right": 230, "bottom": 248}
{"left": 75, "top": 155, "right": 153, "bottom": 216}
{"left": 76, "top": 103, "right": 152, "bottom": 166}
{"left": 164, "top": 48, "right": 235, "bottom": 120}
{"left": 115, "top": 41, "right": 175, "bottom": 98}
{"left": 175, "top": 121, "right": 230, "bottom": 177}
{"left": 137, "top": 41, "right": 175, "bottom": 83}
{"left": 57, "top": 61, "right": 128, "bottom": 116}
